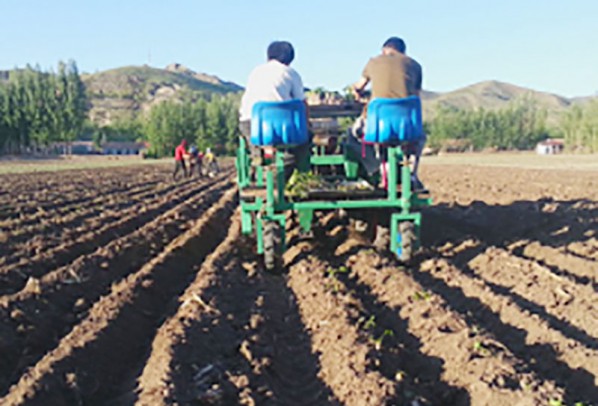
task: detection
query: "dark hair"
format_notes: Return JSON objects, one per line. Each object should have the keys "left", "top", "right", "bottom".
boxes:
{"left": 267, "top": 41, "right": 295, "bottom": 65}
{"left": 383, "top": 37, "right": 406, "bottom": 53}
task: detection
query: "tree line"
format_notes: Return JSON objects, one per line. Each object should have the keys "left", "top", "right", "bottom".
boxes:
{"left": 0, "top": 61, "right": 87, "bottom": 154}
{"left": 559, "top": 100, "right": 598, "bottom": 153}
{"left": 140, "top": 94, "right": 240, "bottom": 157}
{"left": 2, "top": 61, "right": 597, "bottom": 156}
{"left": 88, "top": 94, "right": 241, "bottom": 158}
{"left": 425, "top": 97, "right": 598, "bottom": 153}
{"left": 425, "top": 98, "right": 553, "bottom": 152}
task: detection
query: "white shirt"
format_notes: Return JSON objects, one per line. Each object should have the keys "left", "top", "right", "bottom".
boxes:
{"left": 239, "top": 60, "right": 305, "bottom": 121}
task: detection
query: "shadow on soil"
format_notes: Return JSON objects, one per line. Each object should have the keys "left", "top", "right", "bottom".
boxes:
{"left": 423, "top": 198, "right": 597, "bottom": 258}
{"left": 304, "top": 215, "right": 471, "bottom": 406}
{"left": 168, "top": 245, "right": 338, "bottom": 405}
{"left": 418, "top": 198, "right": 598, "bottom": 405}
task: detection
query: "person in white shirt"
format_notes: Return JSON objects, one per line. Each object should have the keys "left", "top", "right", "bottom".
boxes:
{"left": 239, "top": 41, "right": 309, "bottom": 176}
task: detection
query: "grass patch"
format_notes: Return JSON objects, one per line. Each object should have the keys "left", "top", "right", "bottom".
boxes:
{"left": 0, "top": 157, "right": 170, "bottom": 175}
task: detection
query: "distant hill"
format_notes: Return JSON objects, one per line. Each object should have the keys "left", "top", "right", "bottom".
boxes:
{"left": 3, "top": 63, "right": 596, "bottom": 127}
{"left": 82, "top": 64, "right": 242, "bottom": 125}
{"left": 421, "top": 80, "right": 578, "bottom": 123}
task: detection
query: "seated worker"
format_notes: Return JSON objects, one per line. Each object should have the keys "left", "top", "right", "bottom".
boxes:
{"left": 239, "top": 41, "right": 309, "bottom": 179}
{"left": 352, "top": 36, "right": 426, "bottom": 191}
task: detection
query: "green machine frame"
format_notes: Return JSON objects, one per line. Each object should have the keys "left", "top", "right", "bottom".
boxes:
{"left": 236, "top": 124, "right": 432, "bottom": 269}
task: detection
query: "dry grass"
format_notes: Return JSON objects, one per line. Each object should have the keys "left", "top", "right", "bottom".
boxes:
{"left": 0, "top": 156, "right": 170, "bottom": 175}
{"left": 425, "top": 152, "right": 598, "bottom": 171}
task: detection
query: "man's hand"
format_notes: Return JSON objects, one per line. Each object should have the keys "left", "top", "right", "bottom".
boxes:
{"left": 352, "top": 76, "right": 369, "bottom": 100}
{"left": 352, "top": 87, "right": 363, "bottom": 101}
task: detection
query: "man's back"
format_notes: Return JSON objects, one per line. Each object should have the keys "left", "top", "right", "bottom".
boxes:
{"left": 239, "top": 60, "right": 304, "bottom": 121}
{"left": 363, "top": 53, "right": 422, "bottom": 99}
{"left": 174, "top": 144, "right": 186, "bottom": 161}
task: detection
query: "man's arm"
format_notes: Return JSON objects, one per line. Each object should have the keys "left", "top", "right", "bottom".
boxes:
{"left": 289, "top": 69, "right": 309, "bottom": 121}
{"left": 352, "top": 76, "right": 369, "bottom": 100}
{"left": 414, "top": 62, "right": 423, "bottom": 98}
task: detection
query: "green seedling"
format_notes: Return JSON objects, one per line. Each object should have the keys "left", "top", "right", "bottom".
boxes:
{"left": 412, "top": 290, "right": 432, "bottom": 301}
{"left": 325, "top": 266, "right": 349, "bottom": 278}
{"left": 370, "top": 329, "right": 394, "bottom": 351}
{"left": 548, "top": 399, "right": 563, "bottom": 406}
{"left": 473, "top": 340, "right": 491, "bottom": 356}
{"left": 324, "top": 266, "right": 349, "bottom": 293}
{"left": 285, "top": 170, "right": 324, "bottom": 198}
{"left": 363, "top": 315, "right": 376, "bottom": 330}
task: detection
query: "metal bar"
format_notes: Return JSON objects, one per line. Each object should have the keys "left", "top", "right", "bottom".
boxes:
{"left": 298, "top": 209, "right": 314, "bottom": 233}
{"left": 286, "top": 199, "right": 407, "bottom": 210}
{"left": 391, "top": 212, "right": 421, "bottom": 255}
{"left": 241, "top": 198, "right": 263, "bottom": 211}
{"left": 310, "top": 155, "right": 345, "bottom": 165}
{"left": 256, "top": 217, "right": 264, "bottom": 254}
{"left": 236, "top": 138, "right": 249, "bottom": 188}
{"left": 387, "top": 147, "right": 397, "bottom": 200}
{"left": 241, "top": 210, "right": 253, "bottom": 234}
{"left": 276, "top": 151, "right": 285, "bottom": 207}
{"left": 401, "top": 150, "right": 412, "bottom": 214}
{"left": 266, "top": 170, "right": 275, "bottom": 216}
{"left": 308, "top": 102, "right": 364, "bottom": 118}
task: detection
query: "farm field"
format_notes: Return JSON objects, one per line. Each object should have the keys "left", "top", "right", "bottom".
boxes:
{"left": 0, "top": 155, "right": 596, "bottom": 405}
{"left": 0, "top": 155, "right": 171, "bottom": 175}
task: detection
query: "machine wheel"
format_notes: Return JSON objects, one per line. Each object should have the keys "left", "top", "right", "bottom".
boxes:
{"left": 373, "top": 225, "right": 390, "bottom": 251}
{"left": 264, "top": 221, "right": 283, "bottom": 272}
{"left": 398, "top": 221, "right": 416, "bottom": 263}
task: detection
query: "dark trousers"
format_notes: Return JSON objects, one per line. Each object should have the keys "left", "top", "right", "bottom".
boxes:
{"left": 239, "top": 120, "right": 310, "bottom": 180}
{"left": 173, "top": 160, "right": 187, "bottom": 180}
{"left": 189, "top": 159, "right": 203, "bottom": 177}
{"left": 239, "top": 121, "right": 261, "bottom": 165}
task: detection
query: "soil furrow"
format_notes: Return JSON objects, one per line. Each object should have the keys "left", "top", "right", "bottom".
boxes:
{"left": 519, "top": 241, "right": 598, "bottom": 285}
{"left": 0, "top": 179, "right": 233, "bottom": 394}
{"left": 566, "top": 237, "right": 598, "bottom": 261}
{"left": 282, "top": 234, "right": 397, "bottom": 405}
{"left": 446, "top": 245, "right": 598, "bottom": 359}
{"left": 300, "top": 217, "right": 551, "bottom": 405}
{"left": 0, "top": 178, "right": 165, "bottom": 234}
{"left": 0, "top": 167, "right": 167, "bottom": 220}
{"left": 0, "top": 172, "right": 230, "bottom": 291}
{"left": 135, "top": 218, "right": 246, "bottom": 406}
{"left": 0, "top": 175, "right": 205, "bottom": 267}
{"left": 408, "top": 256, "right": 597, "bottom": 405}
{"left": 464, "top": 246, "right": 598, "bottom": 345}
{"left": 144, "top": 224, "right": 337, "bottom": 406}
{"left": 0, "top": 188, "right": 237, "bottom": 406}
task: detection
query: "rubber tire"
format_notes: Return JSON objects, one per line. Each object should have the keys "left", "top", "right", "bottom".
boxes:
{"left": 264, "top": 221, "right": 282, "bottom": 272}
{"left": 373, "top": 225, "right": 390, "bottom": 251}
{"left": 399, "top": 221, "right": 416, "bottom": 263}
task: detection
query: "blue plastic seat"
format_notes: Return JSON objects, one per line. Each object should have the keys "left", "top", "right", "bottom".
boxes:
{"left": 250, "top": 100, "right": 308, "bottom": 147}
{"left": 363, "top": 96, "right": 424, "bottom": 144}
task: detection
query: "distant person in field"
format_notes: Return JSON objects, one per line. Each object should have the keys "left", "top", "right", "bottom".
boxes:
{"left": 352, "top": 36, "right": 427, "bottom": 191}
{"left": 239, "top": 40, "right": 309, "bottom": 178}
{"left": 173, "top": 139, "right": 188, "bottom": 180}
{"left": 203, "top": 147, "right": 220, "bottom": 176}
{"left": 187, "top": 144, "right": 203, "bottom": 178}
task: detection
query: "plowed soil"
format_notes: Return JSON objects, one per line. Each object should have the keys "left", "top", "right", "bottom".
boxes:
{"left": 0, "top": 158, "right": 596, "bottom": 406}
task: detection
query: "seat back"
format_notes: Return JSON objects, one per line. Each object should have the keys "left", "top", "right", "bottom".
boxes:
{"left": 364, "top": 96, "right": 424, "bottom": 144}
{"left": 251, "top": 100, "right": 308, "bottom": 147}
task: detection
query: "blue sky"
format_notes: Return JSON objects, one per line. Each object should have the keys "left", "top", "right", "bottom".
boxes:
{"left": 1, "top": 0, "right": 597, "bottom": 97}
